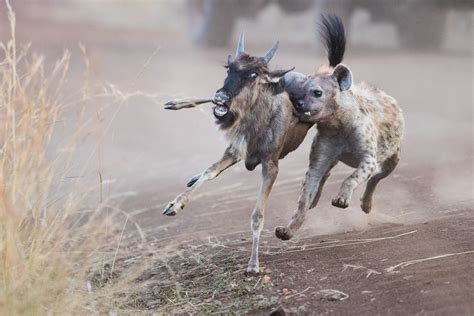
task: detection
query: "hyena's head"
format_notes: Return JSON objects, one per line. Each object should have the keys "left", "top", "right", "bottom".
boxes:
{"left": 212, "top": 33, "right": 293, "bottom": 128}
{"left": 292, "top": 14, "right": 352, "bottom": 123}
{"left": 294, "top": 64, "right": 353, "bottom": 123}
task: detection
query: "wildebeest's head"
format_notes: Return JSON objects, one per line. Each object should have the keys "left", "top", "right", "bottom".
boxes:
{"left": 212, "top": 33, "right": 293, "bottom": 128}
{"left": 294, "top": 64, "right": 353, "bottom": 123}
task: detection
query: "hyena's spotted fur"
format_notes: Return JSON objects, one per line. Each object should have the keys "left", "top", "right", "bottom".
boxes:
{"left": 276, "top": 15, "right": 404, "bottom": 241}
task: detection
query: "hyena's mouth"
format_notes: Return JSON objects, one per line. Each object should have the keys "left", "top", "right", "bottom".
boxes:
{"left": 299, "top": 108, "right": 321, "bottom": 117}
{"left": 213, "top": 105, "right": 229, "bottom": 117}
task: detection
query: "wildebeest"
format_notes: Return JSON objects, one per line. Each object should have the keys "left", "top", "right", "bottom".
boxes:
{"left": 275, "top": 15, "right": 404, "bottom": 241}
{"left": 162, "top": 33, "right": 314, "bottom": 274}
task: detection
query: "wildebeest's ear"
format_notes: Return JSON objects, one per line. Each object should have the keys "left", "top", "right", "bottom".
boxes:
{"left": 266, "top": 67, "right": 295, "bottom": 83}
{"left": 332, "top": 64, "right": 352, "bottom": 91}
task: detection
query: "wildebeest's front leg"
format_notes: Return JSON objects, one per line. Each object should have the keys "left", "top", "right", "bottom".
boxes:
{"left": 275, "top": 139, "right": 338, "bottom": 240}
{"left": 332, "top": 153, "right": 378, "bottom": 209}
{"left": 247, "top": 159, "right": 279, "bottom": 274}
{"left": 163, "top": 146, "right": 240, "bottom": 216}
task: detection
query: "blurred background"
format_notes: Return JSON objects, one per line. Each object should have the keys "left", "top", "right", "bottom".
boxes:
{"left": 1, "top": 0, "right": 472, "bottom": 242}
{"left": 5, "top": 0, "right": 473, "bottom": 50}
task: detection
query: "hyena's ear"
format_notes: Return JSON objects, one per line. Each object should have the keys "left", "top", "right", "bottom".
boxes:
{"left": 265, "top": 67, "right": 295, "bottom": 83}
{"left": 333, "top": 64, "right": 352, "bottom": 91}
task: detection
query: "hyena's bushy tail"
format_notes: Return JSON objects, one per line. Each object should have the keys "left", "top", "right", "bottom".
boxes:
{"left": 318, "top": 14, "right": 346, "bottom": 67}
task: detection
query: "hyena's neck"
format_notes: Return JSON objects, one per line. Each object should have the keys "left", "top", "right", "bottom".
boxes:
{"left": 318, "top": 94, "right": 359, "bottom": 135}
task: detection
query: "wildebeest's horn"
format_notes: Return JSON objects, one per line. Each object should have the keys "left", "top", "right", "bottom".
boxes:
{"left": 263, "top": 41, "right": 279, "bottom": 63}
{"left": 236, "top": 32, "right": 245, "bottom": 56}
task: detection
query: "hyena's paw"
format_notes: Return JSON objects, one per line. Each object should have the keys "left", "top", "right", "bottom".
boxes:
{"left": 360, "top": 198, "right": 372, "bottom": 214}
{"left": 275, "top": 226, "right": 293, "bottom": 241}
{"left": 162, "top": 197, "right": 186, "bottom": 216}
{"left": 332, "top": 195, "right": 350, "bottom": 209}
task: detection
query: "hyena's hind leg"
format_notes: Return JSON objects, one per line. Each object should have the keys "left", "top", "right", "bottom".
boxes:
{"left": 360, "top": 153, "right": 400, "bottom": 214}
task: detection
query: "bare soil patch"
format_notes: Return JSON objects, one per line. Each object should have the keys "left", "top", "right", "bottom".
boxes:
{"left": 109, "top": 211, "right": 473, "bottom": 314}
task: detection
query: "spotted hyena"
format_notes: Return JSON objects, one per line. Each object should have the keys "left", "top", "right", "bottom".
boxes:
{"left": 275, "top": 15, "right": 404, "bottom": 241}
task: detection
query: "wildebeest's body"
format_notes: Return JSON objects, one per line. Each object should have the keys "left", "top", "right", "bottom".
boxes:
{"left": 222, "top": 85, "right": 312, "bottom": 171}
{"left": 163, "top": 37, "right": 313, "bottom": 274}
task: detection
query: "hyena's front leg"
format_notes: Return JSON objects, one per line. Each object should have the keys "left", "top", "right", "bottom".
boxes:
{"left": 163, "top": 146, "right": 240, "bottom": 216}
{"left": 247, "top": 159, "right": 279, "bottom": 275}
{"left": 332, "top": 154, "right": 378, "bottom": 209}
{"left": 275, "top": 139, "right": 338, "bottom": 240}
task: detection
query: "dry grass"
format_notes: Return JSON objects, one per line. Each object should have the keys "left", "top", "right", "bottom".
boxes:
{"left": 124, "top": 241, "right": 279, "bottom": 314}
{"left": 0, "top": 3, "right": 289, "bottom": 314}
{"left": 0, "top": 2, "right": 146, "bottom": 314}
{"left": 0, "top": 7, "right": 297, "bottom": 309}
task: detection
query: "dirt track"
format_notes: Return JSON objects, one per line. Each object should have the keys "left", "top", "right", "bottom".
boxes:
{"left": 261, "top": 214, "right": 474, "bottom": 314}
{"left": 6, "top": 14, "right": 474, "bottom": 314}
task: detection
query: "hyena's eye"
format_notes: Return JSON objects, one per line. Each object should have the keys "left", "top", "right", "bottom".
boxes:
{"left": 311, "top": 89, "right": 323, "bottom": 98}
{"left": 249, "top": 72, "right": 258, "bottom": 80}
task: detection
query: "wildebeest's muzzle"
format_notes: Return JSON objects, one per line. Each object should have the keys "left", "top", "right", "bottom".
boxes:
{"left": 212, "top": 89, "right": 231, "bottom": 117}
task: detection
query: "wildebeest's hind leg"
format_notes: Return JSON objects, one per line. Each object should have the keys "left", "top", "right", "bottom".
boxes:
{"left": 360, "top": 153, "right": 400, "bottom": 214}
{"left": 246, "top": 159, "right": 279, "bottom": 275}
{"left": 162, "top": 146, "right": 240, "bottom": 216}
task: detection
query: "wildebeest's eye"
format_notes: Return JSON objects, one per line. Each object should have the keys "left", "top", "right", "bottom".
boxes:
{"left": 249, "top": 72, "right": 258, "bottom": 80}
{"left": 312, "top": 89, "right": 323, "bottom": 97}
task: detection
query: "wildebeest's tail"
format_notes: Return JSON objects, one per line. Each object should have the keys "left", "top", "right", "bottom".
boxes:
{"left": 319, "top": 14, "right": 346, "bottom": 67}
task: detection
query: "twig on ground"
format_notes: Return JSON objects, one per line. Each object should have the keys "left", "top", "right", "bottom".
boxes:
{"left": 342, "top": 264, "right": 381, "bottom": 278}
{"left": 265, "top": 230, "right": 417, "bottom": 255}
{"left": 385, "top": 250, "right": 474, "bottom": 273}
{"left": 254, "top": 276, "right": 262, "bottom": 289}
{"left": 284, "top": 286, "right": 314, "bottom": 299}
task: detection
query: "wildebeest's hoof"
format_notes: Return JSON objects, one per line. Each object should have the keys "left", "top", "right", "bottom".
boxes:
{"left": 186, "top": 174, "right": 200, "bottom": 187}
{"left": 163, "top": 101, "right": 174, "bottom": 110}
{"left": 275, "top": 226, "right": 293, "bottom": 240}
{"left": 245, "top": 265, "right": 260, "bottom": 276}
{"left": 332, "top": 196, "right": 349, "bottom": 209}
{"left": 163, "top": 202, "right": 178, "bottom": 216}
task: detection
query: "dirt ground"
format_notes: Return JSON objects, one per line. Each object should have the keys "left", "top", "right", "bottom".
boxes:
{"left": 3, "top": 7, "right": 473, "bottom": 314}
{"left": 113, "top": 212, "right": 473, "bottom": 314}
